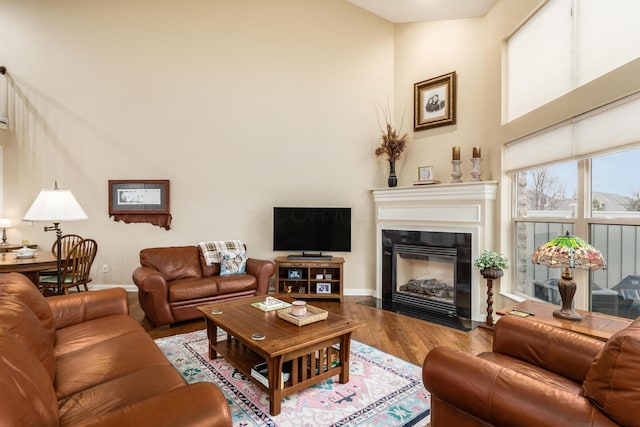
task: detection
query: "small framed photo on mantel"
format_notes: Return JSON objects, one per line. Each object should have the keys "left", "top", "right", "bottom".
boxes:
{"left": 414, "top": 71, "right": 456, "bottom": 131}
{"left": 414, "top": 165, "right": 440, "bottom": 186}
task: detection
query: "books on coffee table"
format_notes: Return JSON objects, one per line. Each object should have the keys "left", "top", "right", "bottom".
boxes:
{"left": 251, "top": 362, "right": 290, "bottom": 388}
{"left": 251, "top": 297, "right": 291, "bottom": 312}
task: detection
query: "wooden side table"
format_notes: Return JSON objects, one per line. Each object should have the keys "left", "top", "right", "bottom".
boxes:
{"left": 497, "top": 300, "right": 632, "bottom": 341}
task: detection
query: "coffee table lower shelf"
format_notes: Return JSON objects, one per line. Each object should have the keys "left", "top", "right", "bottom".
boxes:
{"left": 208, "top": 326, "right": 352, "bottom": 416}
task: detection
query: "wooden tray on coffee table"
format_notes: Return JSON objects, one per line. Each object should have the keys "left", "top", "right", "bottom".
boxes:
{"left": 277, "top": 305, "right": 328, "bottom": 326}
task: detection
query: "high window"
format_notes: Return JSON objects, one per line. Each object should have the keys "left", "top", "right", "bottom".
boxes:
{"left": 506, "top": 0, "right": 640, "bottom": 319}
{"left": 505, "top": 0, "right": 640, "bottom": 122}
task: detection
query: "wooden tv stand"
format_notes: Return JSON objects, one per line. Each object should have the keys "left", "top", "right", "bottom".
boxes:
{"left": 274, "top": 256, "right": 344, "bottom": 302}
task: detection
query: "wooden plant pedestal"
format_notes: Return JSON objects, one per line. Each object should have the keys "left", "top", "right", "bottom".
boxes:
{"left": 478, "top": 267, "right": 504, "bottom": 330}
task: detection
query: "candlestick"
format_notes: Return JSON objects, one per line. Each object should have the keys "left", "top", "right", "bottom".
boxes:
{"left": 451, "top": 160, "right": 462, "bottom": 183}
{"left": 472, "top": 146, "right": 481, "bottom": 158}
{"left": 452, "top": 146, "right": 460, "bottom": 161}
{"left": 471, "top": 157, "right": 482, "bottom": 181}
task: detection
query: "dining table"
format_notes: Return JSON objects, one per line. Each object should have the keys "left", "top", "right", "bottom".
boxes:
{"left": 0, "top": 250, "right": 58, "bottom": 286}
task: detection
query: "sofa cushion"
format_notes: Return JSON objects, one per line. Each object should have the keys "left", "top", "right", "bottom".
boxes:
{"left": 0, "top": 272, "right": 56, "bottom": 344}
{"left": 54, "top": 313, "right": 146, "bottom": 357}
{"left": 140, "top": 246, "right": 203, "bottom": 282}
{"left": 216, "top": 274, "right": 256, "bottom": 294}
{"left": 55, "top": 330, "right": 171, "bottom": 399}
{"left": 0, "top": 297, "right": 56, "bottom": 381}
{"left": 169, "top": 277, "right": 219, "bottom": 302}
{"left": 583, "top": 318, "right": 640, "bottom": 427}
{"left": 0, "top": 330, "right": 58, "bottom": 427}
{"left": 219, "top": 249, "right": 247, "bottom": 276}
{"left": 58, "top": 365, "right": 185, "bottom": 425}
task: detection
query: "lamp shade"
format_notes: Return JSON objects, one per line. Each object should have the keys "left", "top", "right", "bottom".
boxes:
{"left": 23, "top": 187, "right": 88, "bottom": 222}
{"left": 531, "top": 231, "right": 606, "bottom": 271}
{"left": 0, "top": 218, "right": 11, "bottom": 228}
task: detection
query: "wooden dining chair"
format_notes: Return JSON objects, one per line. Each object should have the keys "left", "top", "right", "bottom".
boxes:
{"left": 40, "top": 238, "right": 98, "bottom": 294}
{"left": 39, "top": 234, "right": 84, "bottom": 277}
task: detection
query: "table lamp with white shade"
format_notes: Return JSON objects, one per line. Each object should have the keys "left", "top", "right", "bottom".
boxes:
{"left": 23, "top": 182, "right": 88, "bottom": 294}
{"left": 0, "top": 218, "right": 12, "bottom": 245}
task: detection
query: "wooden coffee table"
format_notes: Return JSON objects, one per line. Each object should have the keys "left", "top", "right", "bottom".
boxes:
{"left": 197, "top": 296, "right": 363, "bottom": 415}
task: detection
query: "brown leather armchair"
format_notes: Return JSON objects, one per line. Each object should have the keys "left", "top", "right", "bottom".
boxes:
{"left": 423, "top": 314, "right": 640, "bottom": 426}
{"left": 133, "top": 245, "right": 275, "bottom": 327}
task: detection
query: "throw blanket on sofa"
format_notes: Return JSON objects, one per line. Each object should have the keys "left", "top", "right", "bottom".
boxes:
{"left": 199, "top": 240, "right": 245, "bottom": 266}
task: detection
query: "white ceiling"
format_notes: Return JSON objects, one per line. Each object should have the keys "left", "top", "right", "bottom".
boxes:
{"left": 348, "top": 0, "right": 497, "bottom": 23}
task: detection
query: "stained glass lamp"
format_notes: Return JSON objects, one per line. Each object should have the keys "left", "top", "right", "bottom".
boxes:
{"left": 531, "top": 231, "right": 606, "bottom": 321}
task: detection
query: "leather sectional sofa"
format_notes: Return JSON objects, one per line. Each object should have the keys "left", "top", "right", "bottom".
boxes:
{"left": 133, "top": 245, "right": 275, "bottom": 327}
{"left": 0, "top": 272, "right": 231, "bottom": 426}
{"left": 423, "top": 314, "right": 640, "bottom": 426}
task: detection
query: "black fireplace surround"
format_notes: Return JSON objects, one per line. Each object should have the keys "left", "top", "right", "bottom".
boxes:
{"left": 381, "top": 229, "right": 472, "bottom": 323}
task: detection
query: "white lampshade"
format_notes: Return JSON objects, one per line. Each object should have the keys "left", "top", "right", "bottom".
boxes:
{"left": 23, "top": 186, "right": 88, "bottom": 223}
{"left": 0, "top": 218, "right": 11, "bottom": 228}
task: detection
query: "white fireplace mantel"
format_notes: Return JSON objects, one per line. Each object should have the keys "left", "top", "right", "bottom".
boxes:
{"left": 372, "top": 181, "right": 498, "bottom": 322}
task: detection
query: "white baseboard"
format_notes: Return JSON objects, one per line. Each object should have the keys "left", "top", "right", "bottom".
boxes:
{"left": 267, "top": 286, "right": 374, "bottom": 297}
{"left": 89, "top": 283, "right": 138, "bottom": 292}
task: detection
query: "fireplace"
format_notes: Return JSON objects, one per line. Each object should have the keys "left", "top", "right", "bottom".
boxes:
{"left": 373, "top": 181, "right": 498, "bottom": 324}
{"left": 392, "top": 244, "right": 457, "bottom": 314}
{"left": 383, "top": 230, "right": 472, "bottom": 319}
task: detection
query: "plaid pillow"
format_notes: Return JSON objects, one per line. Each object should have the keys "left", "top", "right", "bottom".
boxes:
{"left": 198, "top": 240, "right": 244, "bottom": 266}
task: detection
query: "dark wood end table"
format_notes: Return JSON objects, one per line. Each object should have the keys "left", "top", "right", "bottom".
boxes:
{"left": 497, "top": 300, "right": 632, "bottom": 341}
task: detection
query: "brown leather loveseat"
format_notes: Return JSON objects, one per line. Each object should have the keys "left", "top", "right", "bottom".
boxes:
{"left": 0, "top": 272, "right": 231, "bottom": 426}
{"left": 423, "top": 314, "right": 640, "bottom": 426}
{"left": 133, "top": 245, "right": 275, "bottom": 327}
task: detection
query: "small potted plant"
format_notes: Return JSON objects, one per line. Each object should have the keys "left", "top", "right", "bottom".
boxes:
{"left": 474, "top": 250, "right": 509, "bottom": 279}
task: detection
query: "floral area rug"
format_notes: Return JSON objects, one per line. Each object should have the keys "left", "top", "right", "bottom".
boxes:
{"left": 155, "top": 330, "right": 430, "bottom": 427}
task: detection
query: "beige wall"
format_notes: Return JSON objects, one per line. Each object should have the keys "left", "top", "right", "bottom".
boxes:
{"left": 0, "top": 0, "right": 393, "bottom": 292}
{"left": 392, "top": 0, "right": 542, "bottom": 189}
{"left": 3, "top": 0, "right": 592, "bottom": 302}
{"left": 391, "top": 0, "right": 540, "bottom": 310}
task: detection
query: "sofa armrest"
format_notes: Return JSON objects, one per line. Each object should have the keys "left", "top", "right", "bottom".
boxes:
{"left": 81, "top": 382, "right": 232, "bottom": 427}
{"left": 132, "top": 266, "right": 169, "bottom": 294}
{"left": 246, "top": 258, "right": 275, "bottom": 295}
{"left": 132, "top": 266, "right": 174, "bottom": 326}
{"left": 423, "top": 347, "right": 616, "bottom": 427}
{"left": 492, "top": 315, "right": 604, "bottom": 383}
{"left": 47, "top": 288, "right": 129, "bottom": 330}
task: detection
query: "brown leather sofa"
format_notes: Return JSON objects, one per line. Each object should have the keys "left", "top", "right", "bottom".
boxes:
{"left": 0, "top": 272, "right": 231, "bottom": 426}
{"left": 423, "top": 314, "right": 640, "bottom": 427}
{"left": 133, "top": 245, "right": 275, "bottom": 327}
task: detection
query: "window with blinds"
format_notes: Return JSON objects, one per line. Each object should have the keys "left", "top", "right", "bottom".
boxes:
{"left": 505, "top": 0, "right": 640, "bottom": 124}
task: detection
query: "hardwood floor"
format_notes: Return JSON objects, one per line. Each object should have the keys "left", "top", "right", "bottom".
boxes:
{"left": 129, "top": 294, "right": 493, "bottom": 366}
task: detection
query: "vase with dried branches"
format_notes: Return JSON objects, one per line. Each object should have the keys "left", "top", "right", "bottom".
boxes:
{"left": 375, "top": 107, "right": 408, "bottom": 187}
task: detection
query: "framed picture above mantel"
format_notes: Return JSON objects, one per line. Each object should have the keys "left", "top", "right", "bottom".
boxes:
{"left": 108, "top": 180, "right": 172, "bottom": 230}
{"left": 414, "top": 71, "right": 457, "bottom": 131}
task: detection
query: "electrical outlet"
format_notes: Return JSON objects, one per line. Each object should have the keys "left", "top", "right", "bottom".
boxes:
{"left": 102, "top": 264, "right": 108, "bottom": 273}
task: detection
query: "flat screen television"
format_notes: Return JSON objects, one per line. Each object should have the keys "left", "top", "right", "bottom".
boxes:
{"left": 273, "top": 207, "right": 351, "bottom": 259}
